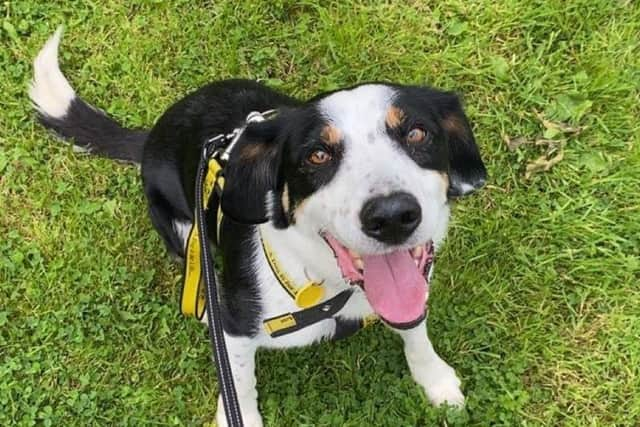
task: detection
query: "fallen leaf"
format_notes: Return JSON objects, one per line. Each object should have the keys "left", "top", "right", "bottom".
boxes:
{"left": 525, "top": 147, "right": 565, "bottom": 179}
{"left": 534, "top": 138, "right": 561, "bottom": 148}
{"left": 503, "top": 134, "right": 532, "bottom": 151}
{"left": 536, "top": 112, "right": 585, "bottom": 137}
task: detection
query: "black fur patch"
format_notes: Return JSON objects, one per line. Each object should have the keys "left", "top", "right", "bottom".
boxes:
{"left": 38, "top": 97, "right": 147, "bottom": 163}
{"left": 332, "top": 317, "right": 364, "bottom": 340}
{"left": 391, "top": 86, "right": 487, "bottom": 197}
{"left": 218, "top": 219, "right": 263, "bottom": 336}
{"left": 222, "top": 105, "right": 343, "bottom": 229}
{"left": 275, "top": 107, "right": 343, "bottom": 226}
{"left": 142, "top": 79, "right": 300, "bottom": 256}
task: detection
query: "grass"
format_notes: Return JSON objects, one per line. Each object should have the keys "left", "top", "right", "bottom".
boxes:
{"left": 1, "top": 0, "right": 639, "bottom": 425}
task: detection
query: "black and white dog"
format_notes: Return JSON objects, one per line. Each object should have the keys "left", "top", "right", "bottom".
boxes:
{"left": 30, "top": 29, "right": 486, "bottom": 426}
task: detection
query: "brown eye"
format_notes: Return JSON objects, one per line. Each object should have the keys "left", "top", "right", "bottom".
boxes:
{"left": 308, "top": 149, "right": 332, "bottom": 165}
{"left": 407, "top": 128, "right": 427, "bottom": 144}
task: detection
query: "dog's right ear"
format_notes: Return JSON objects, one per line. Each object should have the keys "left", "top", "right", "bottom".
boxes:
{"left": 220, "top": 116, "right": 285, "bottom": 224}
{"left": 436, "top": 94, "right": 487, "bottom": 198}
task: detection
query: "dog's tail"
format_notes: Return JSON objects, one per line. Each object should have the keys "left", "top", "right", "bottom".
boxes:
{"left": 29, "top": 28, "right": 147, "bottom": 164}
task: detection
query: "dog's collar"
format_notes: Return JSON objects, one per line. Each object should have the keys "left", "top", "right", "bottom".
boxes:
{"left": 259, "top": 231, "right": 379, "bottom": 338}
{"left": 259, "top": 230, "right": 327, "bottom": 309}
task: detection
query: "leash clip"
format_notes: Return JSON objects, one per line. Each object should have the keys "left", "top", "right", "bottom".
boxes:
{"left": 202, "top": 109, "right": 279, "bottom": 162}
{"left": 202, "top": 133, "right": 231, "bottom": 162}
{"left": 220, "top": 110, "right": 279, "bottom": 162}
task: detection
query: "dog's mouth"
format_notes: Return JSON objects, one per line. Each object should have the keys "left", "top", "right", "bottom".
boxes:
{"left": 322, "top": 233, "right": 432, "bottom": 326}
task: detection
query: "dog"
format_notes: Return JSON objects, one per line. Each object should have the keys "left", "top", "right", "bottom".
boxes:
{"left": 30, "top": 28, "right": 486, "bottom": 426}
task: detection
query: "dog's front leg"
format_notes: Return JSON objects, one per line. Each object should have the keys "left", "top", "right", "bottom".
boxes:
{"left": 394, "top": 320, "right": 465, "bottom": 407}
{"left": 214, "top": 335, "right": 262, "bottom": 427}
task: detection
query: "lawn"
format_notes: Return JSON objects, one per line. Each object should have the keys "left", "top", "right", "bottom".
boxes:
{"left": 1, "top": 0, "right": 639, "bottom": 425}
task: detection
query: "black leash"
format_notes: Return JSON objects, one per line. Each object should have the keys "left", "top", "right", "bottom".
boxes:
{"left": 196, "top": 138, "right": 244, "bottom": 427}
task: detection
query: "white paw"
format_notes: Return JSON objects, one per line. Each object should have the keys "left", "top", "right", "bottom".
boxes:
{"left": 215, "top": 395, "right": 263, "bottom": 427}
{"left": 420, "top": 362, "right": 465, "bottom": 408}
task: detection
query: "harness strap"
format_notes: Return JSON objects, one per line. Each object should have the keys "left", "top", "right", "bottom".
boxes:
{"left": 260, "top": 233, "right": 326, "bottom": 309}
{"left": 263, "top": 289, "right": 354, "bottom": 338}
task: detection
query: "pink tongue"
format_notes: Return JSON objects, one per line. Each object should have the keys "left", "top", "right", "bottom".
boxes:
{"left": 363, "top": 250, "right": 427, "bottom": 325}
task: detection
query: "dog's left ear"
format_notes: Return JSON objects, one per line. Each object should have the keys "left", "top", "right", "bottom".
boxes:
{"left": 220, "top": 116, "right": 287, "bottom": 225}
{"left": 438, "top": 95, "right": 487, "bottom": 197}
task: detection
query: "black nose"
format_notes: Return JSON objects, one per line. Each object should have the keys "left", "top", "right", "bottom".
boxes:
{"left": 360, "top": 192, "right": 422, "bottom": 244}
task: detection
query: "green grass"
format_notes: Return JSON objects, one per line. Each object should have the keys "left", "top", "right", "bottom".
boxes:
{"left": 1, "top": 0, "right": 639, "bottom": 425}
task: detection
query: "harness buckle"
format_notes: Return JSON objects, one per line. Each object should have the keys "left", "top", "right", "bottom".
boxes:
{"left": 202, "top": 134, "right": 229, "bottom": 161}
{"left": 202, "top": 110, "right": 279, "bottom": 162}
{"left": 219, "top": 110, "right": 278, "bottom": 162}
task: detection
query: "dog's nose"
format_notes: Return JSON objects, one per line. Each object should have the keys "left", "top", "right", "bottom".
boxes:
{"left": 360, "top": 192, "right": 422, "bottom": 244}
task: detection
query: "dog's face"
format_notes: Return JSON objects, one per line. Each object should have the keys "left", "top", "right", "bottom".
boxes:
{"left": 223, "top": 84, "right": 486, "bottom": 325}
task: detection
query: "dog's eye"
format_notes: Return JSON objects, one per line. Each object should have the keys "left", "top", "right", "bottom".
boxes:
{"left": 308, "top": 149, "right": 332, "bottom": 165}
{"left": 407, "top": 128, "right": 427, "bottom": 144}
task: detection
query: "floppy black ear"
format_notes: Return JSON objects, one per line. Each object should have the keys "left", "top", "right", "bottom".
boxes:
{"left": 438, "top": 95, "right": 487, "bottom": 197}
{"left": 220, "top": 118, "right": 285, "bottom": 224}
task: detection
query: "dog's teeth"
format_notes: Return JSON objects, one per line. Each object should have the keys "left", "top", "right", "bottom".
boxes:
{"left": 348, "top": 249, "right": 360, "bottom": 258}
{"left": 412, "top": 246, "right": 423, "bottom": 258}
{"left": 354, "top": 259, "right": 364, "bottom": 270}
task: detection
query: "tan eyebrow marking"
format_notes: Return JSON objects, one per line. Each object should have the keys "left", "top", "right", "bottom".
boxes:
{"left": 239, "top": 143, "right": 268, "bottom": 161}
{"left": 441, "top": 113, "right": 467, "bottom": 137}
{"left": 385, "top": 106, "right": 405, "bottom": 128}
{"left": 320, "top": 125, "right": 342, "bottom": 145}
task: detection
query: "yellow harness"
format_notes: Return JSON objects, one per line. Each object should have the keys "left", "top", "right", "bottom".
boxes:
{"left": 260, "top": 237, "right": 326, "bottom": 309}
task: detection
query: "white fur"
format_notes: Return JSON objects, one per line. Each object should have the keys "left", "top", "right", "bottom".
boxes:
{"left": 454, "top": 181, "right": 477, "bottom": 196}
{"left": 29, "top": 27, "right": 76, "bottom": 119}
{"left": 310, "top": 84, "right": 450, "bottom": 255}
{"left": 396, "top": 321, "right": 464, "bottom": 406}
{"left": 72, "top": 144, "right": 90, "bottom": 154}
{"left": 215, "top": 336, "right": 262, "bottom": 427}
{"left": 172, "top": 218, "right": 193, "bottom": 252}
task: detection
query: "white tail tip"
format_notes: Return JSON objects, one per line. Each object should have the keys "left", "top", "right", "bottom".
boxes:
{"left": 29, "top": 26, "right": 76, "bottom": 119}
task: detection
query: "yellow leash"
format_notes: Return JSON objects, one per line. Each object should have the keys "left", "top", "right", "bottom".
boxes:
{"left": 181, "top": 158, "right": 224, "bottom": 320}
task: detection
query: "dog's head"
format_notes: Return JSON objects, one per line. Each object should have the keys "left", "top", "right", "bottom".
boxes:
{"left": 222, "top": 84, "right": 486, "bottom": 325}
